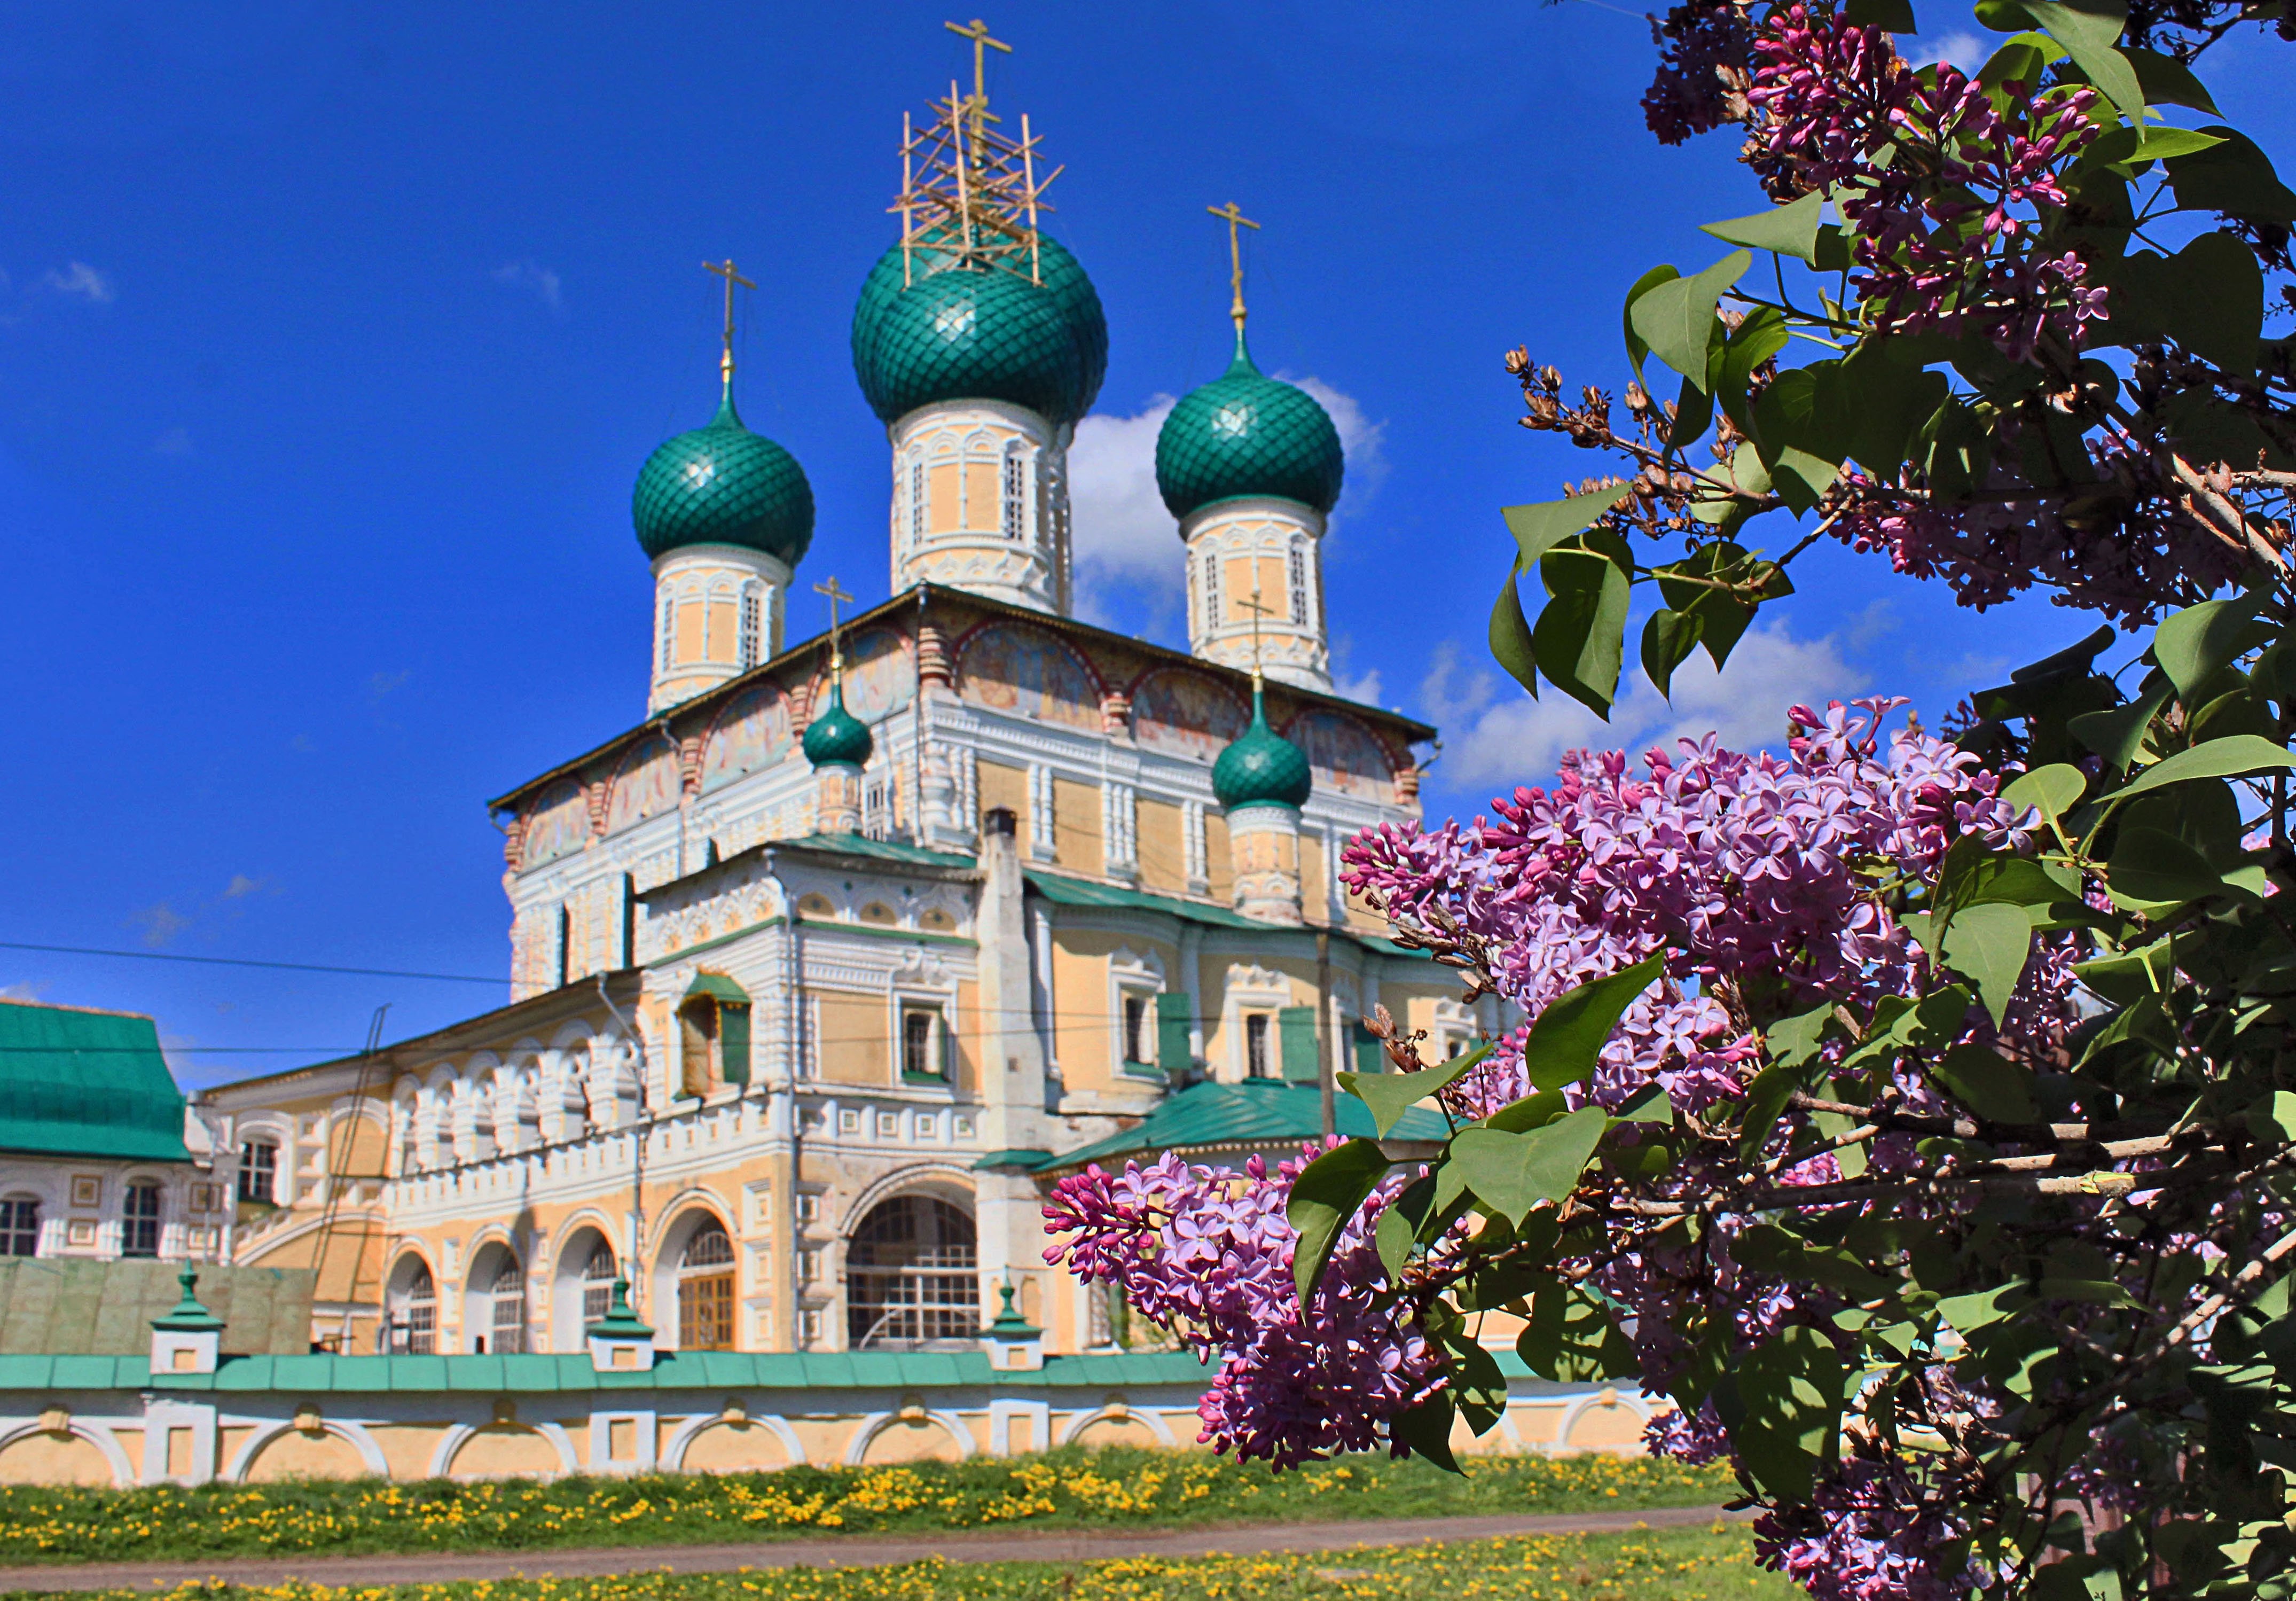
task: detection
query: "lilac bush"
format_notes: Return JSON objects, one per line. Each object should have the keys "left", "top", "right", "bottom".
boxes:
{"left": 1044, "top": 0, "right": 2296, "bottom": 1595}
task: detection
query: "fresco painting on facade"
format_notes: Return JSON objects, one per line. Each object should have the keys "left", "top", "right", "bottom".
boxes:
{"left": 700, "top": 682, "right": 796, "bottom": 792}
{"left": 956, "top": 622, "right": 1101, "bottom": 731}
{"left": 837, "top": 626, "right": 914, "bottom": 724}
{"left": 1129, "top": 668, "right": 1250, "bottom": 763}
{"left": 1284, "top": 707, "right": 1397, "bottom": 801}
{"left": 605, "top": 746, "right": 681, "bottom": 834}
{"left": 522, "top": 780, "right": 591, "bottom": 868}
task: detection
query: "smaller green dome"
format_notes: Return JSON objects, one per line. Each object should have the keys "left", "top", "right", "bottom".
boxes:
{"left": 803, "top": 677, "right": 874, "bottom": 771}
{"left": 633, "top": 394, "right": 815, "bottom": 565}
{"left": 852, "top": 263, "right": 1086, "bottom": 426}
{"left": 1213, "top": 685, "right": 1312, "bottom": 811}
{"left": 1155, "top": 330, "right": 1345, "bottom": 522}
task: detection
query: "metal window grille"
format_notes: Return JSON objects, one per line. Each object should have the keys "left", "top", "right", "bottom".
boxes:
{"left": 122, "top": 1182, "right": 162, "bottom": 1258}
{"left": 1001, "top": 451, "right": 1025, "bottom": 539}
{"left": 1247, "top": 1014, "right": 1272, "bottom": 1079}
{"left": 677, "top": 1220, "right": 737, "bottom": 1350}
{"left": 739, "top": 588, "right": 762, "bottom": 669}
{"left": 0, "top": 1197, "right": 37, "bottom": 1256}
{"left": 902, "top": 1010, "right": 940, "bottom": 1079}
{"left": 908, "top": 460, "right": 926, "bottom": 548}
{"left": 659, "top": 593, "right": 676, "bottom": 670}
{"left": 1202, "top": 551, "right": 1220, "bottom": 636}
{"left": 1087, "top": 1282, "right": 1114, "bottom": 1347}
{"left": 1289, "top": 545, "right": 1308, "bottom": 624}
{"left": 847, "top": 1196, "right": 978, "bottom": 1349}
{"left": 237, "top": 1140, "right": 277, "bottom": 1204}
{"left": 490, "top": 1259, "right": 526, "bottom": 1354}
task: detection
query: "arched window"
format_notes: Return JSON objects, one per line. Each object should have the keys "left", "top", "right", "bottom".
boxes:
{"left": 739, "top": 584, "right": 762, "bottom": 670}
{"left": 1000, "top": 447, "right": 1026, "bottom": 540}
{"left": 677, "top": 1219, "right": 736, "bottom": 1350}
{"left": 122, "top": 1181, "right": 162, "bottom": 1258}
{"left": 399, "top": 1262, "right": 437, "bottom": 1354}
{"left": 0, "top": 1196, "right": 39, "bottom": 1257}
{"left": 847, "top": 1196, "right": 977, "bottom": 1349}
{"left": 489, "top": 1256, "right": 527, "bottom": 1354}
{"left": 582, "top": 1241, "right": 618, "bottom": 1325}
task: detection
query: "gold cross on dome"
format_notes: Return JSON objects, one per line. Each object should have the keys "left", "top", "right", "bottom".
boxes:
{"left": 702, "top": 258, "right": 756, "bottom": 396}
{"left": 1239, "top": 583, "right": 1275, "bottom": 690}
{"left": 813, "top": 575, "right": 856, "bottom": 669}
{"left": 945, "top": 18, "right": 1010, "bottom": 114}
{"left": 1208, "top": 201, "right": 1260, "bottom": 334}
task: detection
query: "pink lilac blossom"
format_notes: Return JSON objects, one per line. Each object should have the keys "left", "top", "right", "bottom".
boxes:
{"left": 1755, "top": 1454, "right": 1980, "bottom": 1601}
{"left": 1040, "top": 1144, "right": 1439, "bottom": 1467}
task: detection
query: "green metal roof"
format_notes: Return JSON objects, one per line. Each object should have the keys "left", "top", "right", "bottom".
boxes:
{"left": 1213, "top": 684, "right": 1313, "bottom": 811}
{"left": 683, "top": 972, "right": 751, "bottom": 1005}
{"left": 853, "top": 260, "right": 1087, "bottom": 427}
{"left": 863, "top": 234, "right": 1111, "bottom": 425}
{"left": 0, "top": 1349, "right": 1222, "bottom": 1394}
{"left": 973, "top": 1148, "right": 1056, "bottom": 1172}
{"left": 0, "top": 1001, "right": 189, "bottom": 1162}
{"left": 632, "top": 392, "right": 815, "bottom": 565}
{"left": 1024, "top": 871, "right": 1261, "bottom": 929}
{"left": 1155, "top": 328, "right": 1345, "bottom": 521}
{"left": 777, "top": 834, "right": 977, "bottom": 869}
{"left": 1044, "top": 1077, "right": 1452, "bottom": 1175}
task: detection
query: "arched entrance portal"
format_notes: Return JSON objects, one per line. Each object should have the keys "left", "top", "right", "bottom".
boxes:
{"left": 846, "top": 1196, "right": 977, "bottom": 1350}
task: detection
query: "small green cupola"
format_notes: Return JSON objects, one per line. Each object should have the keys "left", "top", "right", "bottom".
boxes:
{"left": 1213, "top": 680, "right": 1312, "bottom": 813}
{"left": 802, "top": 676, "right": 873, "bottom": 772}
{"left": 632, "top": 392, "right": 816, "bottom": 566}
{"left": 1155, "top": 326, "right": 1345, "bottom": 523}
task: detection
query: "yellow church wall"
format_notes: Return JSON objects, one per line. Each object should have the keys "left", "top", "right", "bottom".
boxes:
{"left": 1044, "top": 928, "right": 1182, "bottom": 1097}
{"left": 977, "top": 760, "right": 1028, "bottom": 833}
{"left": 816, "top": 991, "right": 891, "bottom": 1086}
{"left": 1204, "top": 813, "right": 1233, "bottom": 903}
{"left": 1298, "top": 833, "right": 1327, "bottom": 925}
{"left": 683, "top": 1418, "right": 799, "bottom": 1472}
{"left": 1135, "top": 798, "right": 1187, "bottom": 895}
{"left": 373, "top": 1423, "right": 453, "bottom": 1479}
{"left": 246, "top": 1427, "right": 368, "bottom": 1483}
{"left": 450, "top": 1424, "right": 564, "bottom": 1479}
{"left": 1051, "top": 777, "right": 1103, "bottom": 877}
{"left": 0, "top": 1430, "right": 112, "bottom": 1486}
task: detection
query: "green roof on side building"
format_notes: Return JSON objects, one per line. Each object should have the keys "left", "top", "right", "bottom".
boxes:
{"left": 1041, "top": 1077, "right": 1451, "bottom": 1176}
{"left": 0, "top": 1001, "right": 189, "bottom": 1162}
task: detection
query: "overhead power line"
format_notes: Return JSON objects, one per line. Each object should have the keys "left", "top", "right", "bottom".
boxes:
{"left": 0, "top": 941, "right": 503, "bottom": 985}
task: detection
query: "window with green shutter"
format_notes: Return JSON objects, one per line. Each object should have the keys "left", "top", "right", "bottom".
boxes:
{"left": 1352, "top": 1018, "right": 1385, "bottom": 1075}
{"left": 1156, "top": 991, "right": 1192, "bottom": 1081}
{"left": 719, "top": 1003, "right": 750, "bottom": 1085}
{"left": 1279, "top": 1005, "right": 1321, "bottom": 1085}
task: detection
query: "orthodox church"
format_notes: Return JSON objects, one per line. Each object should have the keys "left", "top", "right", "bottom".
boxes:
{"left": 202, "top": 35, "right": 1485, "bottom": 1359}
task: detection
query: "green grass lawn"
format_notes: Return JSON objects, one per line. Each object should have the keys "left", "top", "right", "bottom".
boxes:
{"left": 0, "top": 1449, "right": 1735, "bottom": 1565}
{"left": 0, "top": 1524, "right": 1796, "bottom": 1600}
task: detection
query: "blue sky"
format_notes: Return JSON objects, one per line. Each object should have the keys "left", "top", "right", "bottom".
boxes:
{"left": 1, "top": 2, "right": 2286, "bottom": 1082}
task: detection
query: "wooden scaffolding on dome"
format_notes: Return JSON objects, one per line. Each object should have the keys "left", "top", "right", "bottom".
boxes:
{"left": 892, "top": 19, "right": 1064, "bottom": 288}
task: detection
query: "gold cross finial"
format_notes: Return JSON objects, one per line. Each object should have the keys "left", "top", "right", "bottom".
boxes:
{"left": 1239, "top": 583, "right": 1275, "bottom": 691}
{"left": 813, "top": 575, "right": 857, "bottom": 673}
{"left": 702, "top": 258, "right": 757, "bottom": 399}
{"left": 945, "top": 18, "right": 1010, "bottom": 114}
{"left": 1208, "top": 202, "right": 1260, "bottom": 335}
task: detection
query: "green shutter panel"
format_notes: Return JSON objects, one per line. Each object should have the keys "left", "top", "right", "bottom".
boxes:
{"left": 719, "top": 1003, "right": 751, "bottom": 1085}
{"left": 1352, "top": 1018, "right": 1385, "bottom": 1075}
{"left": 1279, "top": 1005, "right": 1321, "bottom": 1085}
{"left": 1156, "top": 992, "right": 1192, "bottom": 1081}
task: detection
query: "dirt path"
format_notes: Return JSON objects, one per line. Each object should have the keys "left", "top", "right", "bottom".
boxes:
{"left": 0, "top": 1504, "right": 1740, "bottom": 1593}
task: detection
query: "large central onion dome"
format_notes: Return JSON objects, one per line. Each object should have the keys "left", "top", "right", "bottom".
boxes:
{"left": 851, "top": 231, "right": 1108, "bottom": 427}
{"left": 1212, "top": 685, "right": 1313, "bottom": 811}
{"left": 1155, "top": 330, "right": 1344, "bottom": 522}
{"left": 632, "top": 394, "right": 815, "bottom": 565}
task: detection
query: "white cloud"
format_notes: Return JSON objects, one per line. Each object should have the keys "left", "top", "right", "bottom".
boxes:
{"left": 1335, "top": 668, "right": 1384, "bottom": 704}
{"left": 1438, "top": 620, "right": 1867, "bottom": 792}
{"left": 1903, "top": 29, "right": 1989, "bottom": 71}
{"left": 1069, "top": 396, "right": 1183, "bottom": 621}
{"left": 0, "top": 980, "right": 49, "bottom": 1002}
{"left": 43, "top": 262, "right": 113, "bottom": 303}
{"left": 1286, "top": 374, "right": 1388, "bottom": 513}
{"left": 153, "top": 426, "right": 193, "bottom": 457}
{"left": 492, "top": 259, "right": 563, "bottom": 310}
{"left": 220, "top": 873, "right": 267, "bottom": 900}
{"left": 130, "top": 902, "right": 190, "bottom": 948}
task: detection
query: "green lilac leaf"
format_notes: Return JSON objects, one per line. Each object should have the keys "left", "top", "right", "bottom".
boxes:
{"left": 1930, "top": 1042, "right": 2042, "bottom": 1123}
{"left": 1622, "top": 264, "right": 1682, "bottom": 382}
{"left": 2124, "top": 47, "right": 2218, "bottom": 112}
{"left": 1641, "top": 608, "right": 1704, "bottom": 700}
{"left": 1531, "top": 549, "right": 1632, "bottom": 717}
{"left": 1390, "top": 1389, "right": 1462, "bottom": 1472}
{"left": 1343, "top": 1041, "right": 1490, "bottom": 1138}
{"left": 1628, "top": 251, "right": 1751, "bottom": 393}
{"left": 1524, "top": 955, "right": 1666, "bottom": 1091}
{"left": 2001, "top": 763, "right": 2088, "bottom": 827}
{"left": 1501, "top": 485, "right": 1638, "bottom": 569}
{"left": 1732, "top": 1326, "right": 1846, "bottom": 1503}
{"left": 1488, "top": 559, "right": 1540, "bottom": 697}
{"left": 1942, "top": 902, "right": 2034, "bottom": 1028}
{"left": 2155, "top": 588, "right": 2266, "bottom": 707}
{"left": 1286, "top": 1137, "right": 1393, "bottom": 1308}
{"left": 1449, "top": 1107, "right": 1608, "bottom": 1227}
{"left": 2166, "top": 128, "right": 2296, "bottom": 225}
{"left": 1699, "top": 189, "right": 1829, "bottom": 264}
{"left": 2110, "top": 735, "right": 2296, "bottom": 804}
{"left": 2023, "top": 0, "right": 2144, "bottom": 123}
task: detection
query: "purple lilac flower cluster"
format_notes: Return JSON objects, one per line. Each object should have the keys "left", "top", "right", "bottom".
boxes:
{"left": 1040, "top": 1145, "right": 1438, "bottom": 1467}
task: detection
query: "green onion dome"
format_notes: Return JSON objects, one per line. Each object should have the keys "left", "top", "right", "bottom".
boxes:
{"left": 632, "top": 394, "right": 815, "bottom": 565}
{"left": 851, "top": 234, "right": 1106, "bottom": 426}
{"left": 1155, "top": 330, "right": 1345, "bottom": 522}
{"left": 802, "top": 677, "right": 874, "bottom": 771}
{"left": 1212, "top": 685, "right": 1312, "bottom": 811}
